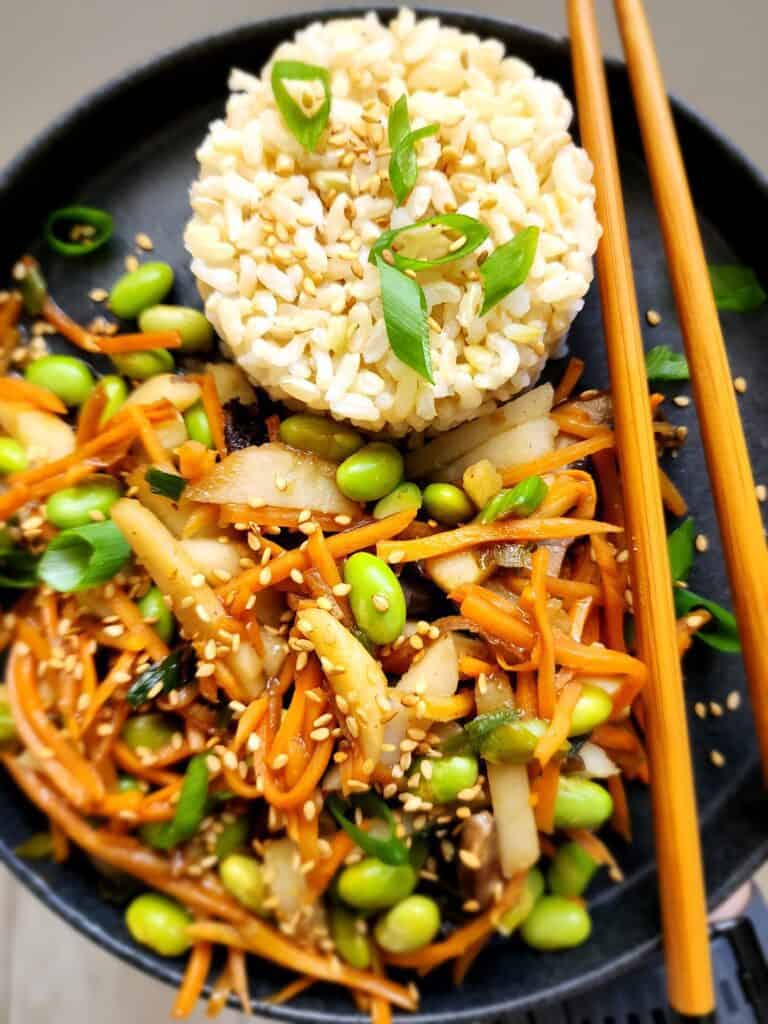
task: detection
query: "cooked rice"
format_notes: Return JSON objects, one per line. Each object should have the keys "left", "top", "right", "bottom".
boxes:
{"left": 185, "top": 9, "right": 600, "bottom": 435}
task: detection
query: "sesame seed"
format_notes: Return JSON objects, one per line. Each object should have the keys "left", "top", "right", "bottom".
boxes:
{"left": 196, "top": 661, "right": 216, "bottom": 678}
{"left": 345, "top": 716, "right": 360, "bottom": 738}
{"left": 709, "top": 701, "right": 723, "bottom": 717}
{"left": 710, "top": 749, "right": 726, "bottom": 767}
{"left": 455, "top": 806, "right": 471, "bottom": 819}
{"left": 673, "top": 395, "right": 691, "bottom": 408}
{"left": 646, "top": 309, "right": 662, "bottom": 326}
{"left": 371, "top": 593, "right": 390, "bottom": 613}
{"left": 386, "top": 549, "right": 404, "bottom": 564}
{"left": 103, "top": 623, "right": 125, "bottom": 638}
{"left": 299, "top": 522, "right": 317, "bottom": 535}
{"left": 303, "top": 800, "right": 317, "bottom": 821}
{"left": 274, "top": 476, "right": 288, "bottom": 492}
{"left": 316, "top": 596, "right": 334, "bottom": 612}
{"left": 124, "top": 255, "right": 139, "bottom": 273}
{"left": 296, "top": 652, "right": 308, "bottom": 671}
{"left": 332, "top": 582, "right": 351, "bottom": 596}
{"left": 135, "top": 232, "right": 154, "bottom": 251}
{"left": 196, "top": 604, "right": 212, "bottom": 623}
{"left": 734, "top": 376, "right": 748, "bottom": 394}
{"left": 334, "top": 515, "right": 352, "bottom": 526}
{"left": 191, "top": 572, "right": 206, "bottom": 588}
{"left": 272, "top": 753, "right": 289, "bottom": 770}
{"left": 726, "top": 690, "right": 741, "bottom": 711}
{"left": 89, "top": 288, "right": 108, "bottom": 302}
{"left": 695, "top": 533, "right": 709, "bottom": 553}
{"left": 310, "top": 727, "right": 330, "bottom": 742}
{"left": 756, "top": 484, "right": 767, "bottom": 502}
{"left": 206, "top": 755, "right": 221, "bottom": 774}
{"left": 259, "top": 568, "right": 272, "bottom": 587}
{"left": 459, "top": 849, "right": 481, "bottom": 870}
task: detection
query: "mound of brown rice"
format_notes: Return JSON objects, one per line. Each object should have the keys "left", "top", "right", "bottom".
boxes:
{"left": 185, "top": 9, "right": 600, "bottom": 435}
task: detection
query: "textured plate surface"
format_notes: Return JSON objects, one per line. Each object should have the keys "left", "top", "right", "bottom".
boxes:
{"left": 0, "top": 8, "right": 767, "bottom": 1020}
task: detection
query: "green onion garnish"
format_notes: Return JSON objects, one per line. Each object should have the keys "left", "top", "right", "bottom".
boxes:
{"left": 15, "top": 258, "right": 48, "bottom": 317}
{"left": 370, "top": 214, "right": 489, "bottom": 272}
{"left": 479, "top": 226, "right": 539, "bottom": 315}
{"left": 387, "top": 96, "right": 439, "bottom": 206}
{"left": 15, "top": 832, "right": 55, "bottom": 860}
{"left": 38, "top": 520, "right": 130, "bottom": 593}
{"left": 376, "top": 255, "right": 433, "bottom": 383}
{"left": 146, "top": 467, "right": 186, "bottom": 501}
{"left": 645, "top": 345, "right": 690, "bottom": 381}
{"left": 327, "top": 792, "right": 410, "bottom": 866}
{"left": 44, "top": 205, "right": 114, "bottom": 257}
{"left": 443, "top": 708, "right": 521, "bottom": 755}
{"left": 709, "top": 264, "right": 766, "bottom": 313}
{"left": 673, "top": 588, "right": 741, "bottom": 653}
{"left": 479, "top": 476, "right": 548, "bottom": 524}
{"left": 143, "top": 754, "right": 209, "bottom": 849}
{"left": 0, "top": 546, "right": 39, "bottom": 589}
{"left": 271, "top": 60, "right": 331, "bottom": 152}
{"left": 667, "top": 516, "right": 695, "bottom": 582}
{"left": 127, "top": 647, "right": 195, "bottom": 708}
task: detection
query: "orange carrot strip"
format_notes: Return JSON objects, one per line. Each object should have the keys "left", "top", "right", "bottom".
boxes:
{"left": 458, "top": 655, "right": 497, "bottom": 678}
{"left": 78, "top": 652, "right": 135, "bottom": 737}
{"left": 500, "top": 433, "right": 615, "bottom": 486}
{"left": 0, "top": 377, "right": 67, "bottom": 414}
{"left": 113, "top": 742, "right": 181, "bottom": 786}
{"left": 591, "top": 722, "right": 641, "bottom": 753}
{"left": 41, "top": 295, "right": 100, "bottom": 352}
{"left": 198, "top": 373, "right": 227, "bottom": 457}
{"left": 590, "top": 534, "right": 626, "bottom": 651}
{"left": 567, "top": 828, "right": 624, "bottom": 882}
{"left": 8, "top": 420, "right": 135, "bottom": 487}
{"left": 265, "top": 977, "right": 316, "bottom": 1005}
{"left": 371, "top": 996, "right": 392, "bottom": 1024}
{"left": 307, "top": 527, "right": 343, "bottom": 587}
{"left": 110, "top": 590, "right": 169, "bottom": 664}
{"left": 502, "top": 573, "right": 603, "bottom": 605}
{"left": 534, "top": 680, "right": 583, "bottom": 767}
{"left": 553, "top": 356, "right": 585, "bottom": 404}
{"left": 516, "top": 669, "right": 538, "bottom": 716}
{"left": 207, "top": 965, "right": 233, "bottom": 1019}
{"left": 262, "top": 737, "right": 334, "bottom": 810}
{"left": 219, "top": 504, "right": 355, "bottom": 533}
{"left": 0, "top": 292, "right": 22, "bottom": 342}
{"left": 420, "top": 690, "right": 475, "bottom": 722}
{"left": 308, "top": 830, "right": 356, "bottom": 895}
{"left": 16, "top": 620, "right": 50, "bottom": 661}
{"left": 530, "top": 547, "right": 556, "bottom": 719}
{"left": 550, "top": 409, "right": 610, "bottom": 438}
{"left": 231, "top": 696, "right": 269, "bottom": 754}
{"left": 178, "top": 440, "right": 217, "bottom": 482}
{"left": 532, "top": 760, "right": 560, "bottom": 833}
{"left": 592, "top": 449, "right": 625, "bottom": 530}
{"left": 269, "top": 660, "right": 317, "bottom": 762}
{"left": 50, "top": 821, "right": 70, "bottom": 863}
{"left": 126, "top": 405, "right": 170, "bottom": 469}
{"left": 378, "top": 517, "right": 618, "bottom": 565}
{"left": 658, "top": 465, "right": 688, "bottom": 516}
{"left": 76, "top": 385, "right": 108, "bottom": 444}
{"left": 173, "top": 942, "right": 213, "bottom": 1019}
{"left": 452, "top": 935, "right": 488, "bottom": 986}
{"left": 227, "top": 947, "right": 251, "bottom": 1016}
{"left": 607, "top": 774, "right": 632, "bottom": 842}
{"left": 96, "top": 331, "right": 182, "bottom": 354}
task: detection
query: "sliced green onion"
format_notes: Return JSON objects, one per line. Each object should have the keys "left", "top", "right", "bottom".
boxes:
{"left": 0, "top": 547, "right": 39, "bottom": 589}
{"left": 146, "top": 467, "right": 186, "bottom": 501}
{"left": 15, "top": 832, "right": 55, "bottom": 859}
{"left": 667, "top": 516, "right": 695, "bottom": 583}
{"left": 479, "top": 476, "right": 548, "bottom": 523}
{"left": 479, "top": 226, "right": 539, "bottom": 315}
{"left": 16, "top": 258, "right": 47, "bottom": 316}
{"left": 645, "top": 345, "right": 690, "bottom": 381}
{"left": 271, "top": 60, "right": 331, "bottom": 152}
{"left": 673, "top": 588, "right": 741, "bottom": 653}
{"left": 709, "top": 264, "right": 766, "bottom": 312}
{"left": 443, "top": 708, "right": 521, "bottom": 755}
{"left": 44, "top": 205, "right": 114, "bottom": 257}
{"left": 376, "top": 256, "right": 433, "bottom": 383}
{"left": 38, "top": 520, "right": 130, "bottom": 593}
{"left": 144, "top": 755, "right": 209, "bottom": 850}
{"left": 328, "top": 792, "right": 410, "bottom": 866}
{"left": 387, "top": 96, "right": 439, "bottom": 206}
{"left": 127, "top": 647, "right": 195, "bottom": 708}
{"left": 370, "top": 214, "right": 489, "bottom": 271}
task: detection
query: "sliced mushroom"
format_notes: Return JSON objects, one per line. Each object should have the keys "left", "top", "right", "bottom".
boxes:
{"left": 458, "top": 811, "right": 503, "bottom": 909}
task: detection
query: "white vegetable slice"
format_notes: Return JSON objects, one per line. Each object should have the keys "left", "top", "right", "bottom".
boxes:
{"left": 426, "top": 550, "right": 492, "bottom": 593}
{"left": 125, "top": 374, "right": 201, "bottom": 412}
{"left": 486, "top": 762, "right": 540, "bottom": 877}
{"left": 0, "top": 402, "right": 75, "bottom": 464}
{"left": 205, "top": 361, "right": 255, "bottom": 405}
{"left": 432, "top": 415, "right": 557, "bottom": 483}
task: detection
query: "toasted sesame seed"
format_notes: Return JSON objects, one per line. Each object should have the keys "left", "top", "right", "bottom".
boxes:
{"left": 272, "top": 753, "right": 289, "bottom": 770}
{"left": 710, "top": 749, "right": 726, "bottom": 767}
{"left": 296, "top": 651, "right": 308, "bottom": 672}
{"left": 734, "top": 376, "right": 748, "bottom": 394}
{"left": 695, "top": 533, "right": 709, "bottom": 553}
{"left": 371, "top": 593, "right": 390, "bottom": 613}
{"left": 386, "top": 549, "right": 404, "bottom": 564}
{"left": 756, "top": 484, "right": 767, "bottom": 502}
{"left": 673, "top": 395, "right": 691, "bottom": 408}
{"left": 709, "top": 701, "right": 724, "bottom": 717}
{"left": 332, "top": 582, "right": 351, "bottom": 597}
{"left": 206, "top": 755, "right": 222, "bottom": 774}
{"left": 89, "top": 287, "right": 108, "bottom": 302}
{"left": 725, "top": 690, "right": 741, "bottom": 711}
{"left": 459, "top": 849, "right": 481, "bottom": 870}
{"left": 299, "top": 522, "right": 318, "bottom": 535}
{"left": 135, "top": 232, "right": 154, "bottom": 251}
{"left": 124, "top": 255, "right": 139, "bottom": 273}
{"left": 310, "top": 727, "right": 331, "bottom": 742}
{"left": 646, "top": 308, "right": 662, "bottom": 326}
{"left": 334, "top": 515, "right": 352, "bottom": 526}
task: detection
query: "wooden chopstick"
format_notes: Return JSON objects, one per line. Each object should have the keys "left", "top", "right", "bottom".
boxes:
{"left": 612, "top": 0, "right": 768, "bottom": 779}
{"left": 566, "top": 2, "right": 715, "bottom": 1018}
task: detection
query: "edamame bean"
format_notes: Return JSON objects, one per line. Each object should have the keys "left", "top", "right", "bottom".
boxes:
{"left": 419, "top": 754, "right": 478, "bottom": 804}
{"left": 548, "top": 841, "right": 598, "bottom": 898}
{"left": 45, "top": 479, "right": 121, "bottom": 529}
{"left": 344, "top": 552, "right": 406, "bottom": 646}
{"left": 111, "top": 348, "right": 174, "bottom": 380}
{"left": 479, "top": 717, "right": 549, "bottom": 765}
{"left": 373, "top": 482, "right": 422, "bottom": 520}
{"left": 336, "top": 443, "right": 403, "bottom": 502}
{"left": 553, "top": 777, "right": 613, "bottom": 831}
{"left": 0, "top": 438, "right": 27, "bottom": 475}
{"left": 331, "top": 906, "right": 372, "bottom": 969}
{"left": 373, "top": 895, "right": 441, "bottom": 954}
{"left": 138, "top": 305, "right": 213, "bottom": 352}
{"left": 422, "top": 483, "right": 474, "bottom": 526}
{"left": 138, "top": 586, "right": 174, "bottom": 644}
{"left": 215, "top": 817, "right": 250, "bottom": 861}
{"left": 121, "top": 713, "right": 175, "bottom": 753}
{"left": 337, "top": 858, "right": 416, "bottom": 911}
{"left": 109, "top": 262, "right": 174, "bottom": 319}
{"left": 568, "top": 684, "right": 613, "bottom": 736}
{"left": 183, "top": 402, "right": 214, "bottom": 449}
{"left": 498, "top": 867, "right": 544, "bottom": 935}
{"left": 98, "top": 375, "right": 128, "bottom": 423}
{"left": 219, "top": 854, "right": 266, "bottom": 913}
{"left": 0, "top": 700, "right": 17, "bottom": 745}
{"left": 117, "top": 775, "right": 142, "bottom": 793}
{"left": 520, "top": 895, "right": 592, "bottom": 951}
{"left": 125, "top": 893, "right": 191, "bottom": 957}
{"left": 26, "top": 355, "right": 94, "bottom": 407}
{"left": 279, "top": 414, "right": 363, "bottom": 463}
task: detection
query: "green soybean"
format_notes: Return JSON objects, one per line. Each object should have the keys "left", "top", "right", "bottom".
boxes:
{"left": 219, "top": 854, "right": 266, "bottom": 913}
{"left": 419, "top": 754, "right": 478, "bottom": 803}
{"left": 520, "top": 895, "right": 592, "bottom": 951}
{"left": 373, "top": 482, "right": 422, "bottom": 520}
{"left": 121, "top": 713, "right": 175, "bottom": 753}
{"left": 422, "top": 483, "right": 474, "bottom": 526}
{"left": 554, "top": 777, "right": 613, "bottom": 831}
{"left": 279, "top": 414, "right": 363, "bottom": 463}
{"left": 138, "top": 586, "right": 174, "bottom": 644}
{"left": 110, "top": 262, "right": 174, "bottom": 319}
{"left": 479, "top": 717, "right": 549, "bottom": 765}
{"left": 374, "top": 895, "right": 441, "bottom": 954}
{"left": 138, "top": 305, "right": 213, "bottom": 352}
{"left": 568, "top": 684, "right": 613, "bottom": 736}
{"left": 98, "top": 375, "right": 128, "bottom": 423}
{"left": 125, "top": 893, "right": 191, "bottom": 957}
{"left": 117, "top": 775, "right": 143, "bottom": 793}
{"left": 331, "top": 906, "right": 372, "bottom": 969}
{"left": 26, "top": 355, "right": 94, "bottom": 407}
{"left": 344, "top": 552, "right": 406, "bottom": 645}
{"left": 336, "top": 443, "right": 403, "bottom": 502}
{"left": 45, "top": 479, "right": 121, "bottom": 529}
{"left": 215, "top": 817, "right": 250, "bottom": 861}
{"left": 0, "top": 700, "right": 17, "bottom": 745}
{"left": 0, "top": 438, "right": 28, "bottom": 475}
{"left": 497, "top": 867, "right": 545, "bottom": 935}
{"left": 184, "top": 402, "right": 214, "bottom": 449}
{"left": 548, "top": 841, "right": 598, "bottom": 898}
{"left": 337, "top": 858, "right": 416, "bottom": 911}
{"left": 111, "top": 348, "right": 174, "bottom": 380}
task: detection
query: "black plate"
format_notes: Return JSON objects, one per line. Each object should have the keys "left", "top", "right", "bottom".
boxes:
{"left": 1, "top": 9, "right": 767, "bottom": 1021}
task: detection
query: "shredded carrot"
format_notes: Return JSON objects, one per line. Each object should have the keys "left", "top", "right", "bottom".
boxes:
{"left": 516, "top": 669, "right": 538, "bottom": 716}
{"left": 550, "top": 409, "right": 610, "bottom": 438}
{"left": 590, "top": 534, "right": 626, "bottom": 651}
{"left": 109, "top": 589, "right": 169, "bottom": 664}
{"left": 500, "top": 433, "right": 614, "bottom": 486}
{"left": 452, "top": 935, "right": 488, "bottom": 985}
{"left": 218, "top": 504, "right": 357, "bottom": 533}
{"left": 420, "top": 690, "right": 475, "bottom": 722}
{"left": 178, "top": 440, "right": 217, "bottom": 481}
{"left": 535, "top": 680, "right": 582, "bottom": 767}
{"left": 307, "top": 527, "right": 343, "bottom": 587}
{"left": 9, "top": 420, "right": 136, "bottom": 487}
{"left": 16, "top": 619, "right": 50, "bottom": 661}
{"left": 532, "top": 760, "right": 560, "bottom": 833}
{"left": 173, "top": 942, "right": 213, "bottom": 1019}
{"left": 591, "top": 721, "right": 642, "bottom": 753}
{"left": 0, "top": 292, "right": 22, "bottom": 344}
{"left": 607, "top": 774, "right": 632, "bottom": 841}
{"left": 377, "top": 516, "right": 618, "bottom": 565}
{"left": 458, "top": 655, "right": 497, "bottom": 677}
{"left": 658, "top": 465, "right": 688, "bottom": 516}
{"left": 262, "top": 736, "right": 334, "bottom": 809}
{"left": 41, "top": 295, "right": 100, "bottom": 352}
{"left": 113, "top": 741, "right": 180, "bottom": 786}
{"left": 231, "top": 696, "right": 269, "bottom": 754}
{"left": 196, "top": 372, "right": 227, "bottom": 457}
{"left": 530, "top": 547, "right": 556, "bottom": 719}
{"left": 502, "top": 573, "right": 603, "bottom": 605}
{"left": 308, "top": 830, "right": 356, "bottom": 895}
{"left": 50, "top": 821, "right": 70, "bottom": 863}
{"left": 206, "top": 965, "right": 233, "bottom": 1019}
{"left": 371, "top": 996, "right": 392, "bottom": 1024}
{"left": 568, "top": 828, "right": 624, "bottom": 882}
{"left": 553, "top": 356, "right": 585, "bottom": 404}
{"left": 96, "top": 331, "right": 182, "bottom": 354}
{"left": 266, "top": 976, "right": 317, "bottom": 1005}
{"left": 77, "top": 652, "right": 135, "bottom": 738}
{"left": 592, "top": 448, "right": 625, "bottom": 529}
{"left": 227, "top": 947, "right": 251, "bottom": 1015}
{"left": 269, "top": 660, "right": 317, "bottom": 762}
{"left": 126, "top": 405, "right": 170, "bottom": 468}
{"left": 0, "top": 376, "right": 67, "bottom": 414}
{"left": 76, "top": 386, "right": 108, "bottom": 444}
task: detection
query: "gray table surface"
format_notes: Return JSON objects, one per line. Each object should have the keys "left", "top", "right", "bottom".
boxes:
{"left": 0, "top": 1, "right": 766, "bottom": 1021}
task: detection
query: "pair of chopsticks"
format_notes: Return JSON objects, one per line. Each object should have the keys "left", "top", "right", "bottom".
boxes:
{"left": 568, "top": 0, "right": 767, "bottom": 1019}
